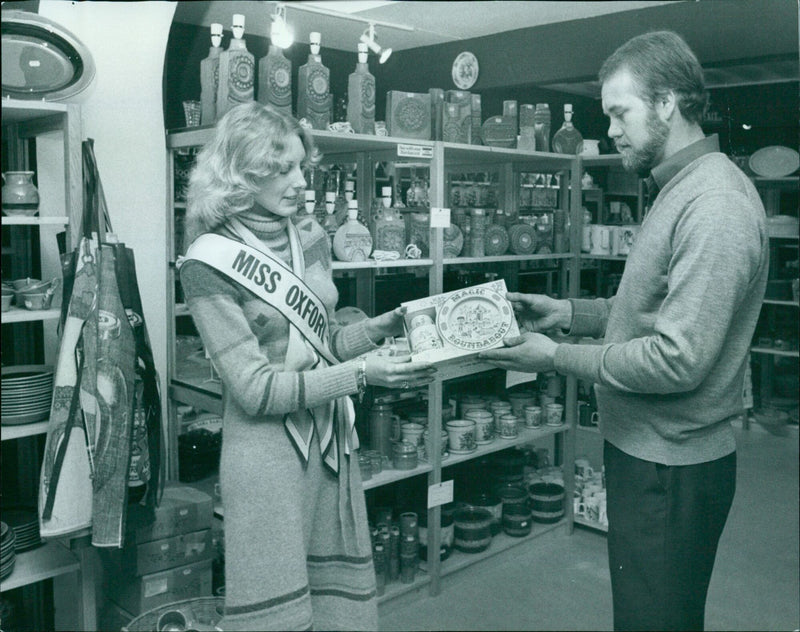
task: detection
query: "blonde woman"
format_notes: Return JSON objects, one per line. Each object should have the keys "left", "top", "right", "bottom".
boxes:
{"left": 181, "top": 102, "right": 435, "bottom": 630}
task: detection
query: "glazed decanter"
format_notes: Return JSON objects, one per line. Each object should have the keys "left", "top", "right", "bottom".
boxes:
{"left": 347, "top": 42, "right": 376, "bottom": 135}
{"left": 533, "top": 103, "right": 551, "bottom": 153}
{"left": 200, "top": 23, "right": 223, "bottom": 125}
{"left": 297, "top": 32, "right": 332, "bottom": 129}
{"left": 333, "top": 199, "right": 373, "bottom": 262}
{"left": 552, "top": 104, "right": 584, "bottom": 155}
{"left": 216, "top": 14, "right": 255, "bottom": 118}
{"left": 258, "top": 43, "right": 292, "bottom": 115}
{"left": 373, "top": 186, "right": 406, "bottom": 257}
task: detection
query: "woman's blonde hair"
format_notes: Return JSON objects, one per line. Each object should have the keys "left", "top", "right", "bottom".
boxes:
{"left": 185, "top": 102, "right": 321, "bottom": 247}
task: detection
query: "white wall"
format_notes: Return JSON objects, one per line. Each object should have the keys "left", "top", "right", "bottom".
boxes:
{"left": 38, "top": 1, "right": 176, "bottom": 444}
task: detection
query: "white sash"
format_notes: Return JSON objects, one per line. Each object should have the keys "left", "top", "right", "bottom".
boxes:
{"left": 182, "top": 220, "right": 358, "bottom": 474}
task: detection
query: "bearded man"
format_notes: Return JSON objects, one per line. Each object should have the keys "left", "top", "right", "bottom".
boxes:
{"left": 480, "top": 31, "right": 769, "bottom": 631}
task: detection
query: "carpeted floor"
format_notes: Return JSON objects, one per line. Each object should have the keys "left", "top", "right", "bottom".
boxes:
{"left": 378, "top": 425, "right": 800, "bottom": 631}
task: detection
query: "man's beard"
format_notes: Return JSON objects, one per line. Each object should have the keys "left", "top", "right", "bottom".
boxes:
{"left": 621, "top": 108, "right": 669, "bottom": 176}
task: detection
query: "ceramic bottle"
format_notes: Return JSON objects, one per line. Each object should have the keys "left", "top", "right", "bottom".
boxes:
{"left": 258, "top": 43, "right": 292, "bottom": 115}
{"left": 552, "top": 104, "right": 584, "bottom": 155}
{"left": 297, "top": 32, "right": 332, "bottom": 129}
{"left": 347, "top": 42, "right": 376, "bottom": 135}
{"left": 200, "top": 23, "right": 223, "bottom": 125}
{"left": 374, "top": 186, "right": 406, "bottom": 256}
{"left": 216, "top": 14, "right": 255, "bottom": 119}
{"left": 533, "top": 103, "right": 551, "bottom": 153}
{"left": 333, "top": 199, "right": 373, "bottom": 262}
{"left": 322, "top": 198, "right": 339, "bottom": 250}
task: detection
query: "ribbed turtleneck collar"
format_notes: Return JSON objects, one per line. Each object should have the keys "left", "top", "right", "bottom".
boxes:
{"left": 234, "top": 207, "right": 293, "bottom": 265}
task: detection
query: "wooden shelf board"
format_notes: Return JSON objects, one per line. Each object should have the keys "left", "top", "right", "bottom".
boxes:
{"left": 439, "top": 520, "right": 568, "bottom": 578}
{"left": 1, "top": 98, "right": 68, "bottom": 123}
{"left": 750, "top": 347, "right": 799, "bottom": 358}
{"left": 377, "top": 571, "right": 431, "bottom": 604}
{"left": 574, "top": 516, "right": 608, "bottom": 533}
{"left": 1, "top": 420, "right": 49, "bottom": 441}
{"left": 580, "top": 254, "right": 627, "bottom": 261}
{"left": 444, "top": 253, "right": 572, "bottom": 265}
{"left": 363, "top": 462, "right": 434, "bottom": 490}
{"left": 0, "top": 540, "right": 79, "bottom": 592}
{"left": 2, "top": 216, "right": 69, "bottom": 226}
{"left": 332, "top": 258, "right": 433, "bottom": 271}
{"left": 762, "top": 299, "right": 799, "bottom": 307}
{"left": 1, "top": 307, "right": 60, "bottom": 323}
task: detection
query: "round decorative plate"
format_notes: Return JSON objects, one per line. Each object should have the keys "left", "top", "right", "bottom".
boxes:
{"left": 442, "top": 224, "right": 464, "bottom": 258}
{"left": 484, "top": 225, "right": 510, "bottom": 256}
{"left": 436, "top": 290, "right": 513, "bottom": 351}
{"left": 749, "top": 146, "right": 799, "bottom": 178}
{"left": 508, "top": 223, "right": 536, "bottom": 255}
{"left": 452, "top": 51, "right": 479, "bottom": 90}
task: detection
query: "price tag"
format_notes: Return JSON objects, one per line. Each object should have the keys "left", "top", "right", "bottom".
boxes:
{"left": 427, "top": 480, "right": 454, "bottom": 508}
{"left": 430, "top": 207, "right": 451, "bottom": 228}
{"left": 397, "top": 144, "right": 433, "bottom": 159}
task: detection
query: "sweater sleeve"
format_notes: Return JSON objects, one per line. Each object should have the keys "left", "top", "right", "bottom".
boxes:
{"left": 180, "top": 259, "right": 362, "bottom": 418}
{"left": 555, "top": 188, "right": 764, "bottom": 393}
{"left": 567, "top": 297, "right": 613, "bottom": 338}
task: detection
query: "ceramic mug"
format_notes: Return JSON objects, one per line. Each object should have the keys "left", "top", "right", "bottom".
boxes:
{"left": 401, "top": 422, "right": 425, "bottom": 448}
{"left": 523, "top": 404, "right": 542, "bottom": 428}
{"left": 498, "top": 413, "right": 519, "bottom": 439}
{"left": 465, "top": 409, "right": 495, "bottom": 444}
{"left": 590, "top": 224, "right": 612, "bottom": 255}
{"left": 575, "top": 457, "right": 594, "bottom": 479}
{"left": 545, "top": 403, "right": 564, "bottom": 426}
{"left": 581, "top": 224, "right": 593, "bottom": 253}
{"left": 616, "top": 225, "right": 639, "bottom": 256}
{"left": 445, "top": 419, "right": 477, "bottom": 453}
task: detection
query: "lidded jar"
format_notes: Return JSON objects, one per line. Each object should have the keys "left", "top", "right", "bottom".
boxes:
{"left": 2, "top": 171, "right": 39, "bottom": 216}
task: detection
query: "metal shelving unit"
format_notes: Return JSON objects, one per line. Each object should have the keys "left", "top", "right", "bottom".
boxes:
{"left": 165, "top": 127, "right": 583, "bottom": 601}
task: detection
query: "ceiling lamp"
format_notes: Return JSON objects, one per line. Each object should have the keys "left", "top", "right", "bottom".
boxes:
{"left": 270, "top": 4, "right": 294, "bottom": 49}
{"left": 360, "top": 23, "right": 391, "bottom": 64}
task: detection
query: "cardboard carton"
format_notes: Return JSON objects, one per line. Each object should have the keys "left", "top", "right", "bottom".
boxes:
{"left": 126, "top": 483, "right": 212, "bottom": 544}
{"left": 105, "top": 528, "right": 213, "bottom": 577}
{"left": 107, "top": 558, "right": 213, "bottom": 615}
{"left": 401, "top": 280, "right": 520, "bottom": 377}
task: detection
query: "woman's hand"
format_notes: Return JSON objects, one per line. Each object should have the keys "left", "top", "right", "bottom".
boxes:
{"left": 365, "top": 353, "right": 437, "bottom": 390}
{"left": 365, "top": 306, "right": 407, "bottom": 344}
{"left": 505, "top": 292, "right": 572, "bottom": 333}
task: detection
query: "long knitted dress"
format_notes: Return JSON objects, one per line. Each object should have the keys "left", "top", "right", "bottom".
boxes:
{"left": 180, "top": 210, "right": 379, "bottom": 631}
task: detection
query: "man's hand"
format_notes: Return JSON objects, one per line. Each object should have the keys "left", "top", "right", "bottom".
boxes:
{"left": 506, "top": 292, "right": 572, "bottom": 333}
{"left": 478, "top": 332, "right": 558, "bottom": 373}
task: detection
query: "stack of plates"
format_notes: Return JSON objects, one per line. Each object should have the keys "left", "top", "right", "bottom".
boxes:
{"left": 3, "top": 508, "right": 41, "bottom": 552}
{"left": 1, "top": 521, "right": 16, "bottom": 582}
{"left": 1, "top": 365, "right": 54, "bottom": 426}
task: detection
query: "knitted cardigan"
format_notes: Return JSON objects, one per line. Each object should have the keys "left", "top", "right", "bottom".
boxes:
{"left": 180, "top": 211, "right": 379, "bottom": 630}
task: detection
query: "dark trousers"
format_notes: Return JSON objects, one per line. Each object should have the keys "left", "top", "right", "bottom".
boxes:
{"left": 604, "top": 441, "right": 736, "bottom": 631}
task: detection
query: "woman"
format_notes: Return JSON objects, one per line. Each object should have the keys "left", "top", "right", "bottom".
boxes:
{"left": 180, "top": 102, "right": 435, "bottom": 631}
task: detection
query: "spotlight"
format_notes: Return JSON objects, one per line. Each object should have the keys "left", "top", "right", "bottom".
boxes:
{"left": 360, "top": 23, "right": 391, "bottom": 64}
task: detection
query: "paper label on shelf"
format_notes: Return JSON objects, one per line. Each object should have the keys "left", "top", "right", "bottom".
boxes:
{"left": 397, "top": 144, "right": 433, "bottom": 159}
{"left": 506, "top": 370, "right": 537, "bottom": 389}
{"left": 144, "top": 577, "right": 168, "bottom": 597}
{"left": 427, "top": 480, "right": 454, "bottom": 508}
{"left": 430, "top": 207, "right": 451, "bottom": 228}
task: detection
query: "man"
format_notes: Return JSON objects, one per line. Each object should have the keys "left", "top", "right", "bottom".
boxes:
{"left": 480, "top": 31, "right": 768, "bottom": 631}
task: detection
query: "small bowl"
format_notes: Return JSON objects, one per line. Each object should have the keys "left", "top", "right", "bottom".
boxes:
{"left": 11, "top": 277, "right": 43, "bottom": 291}
{"left": 22, "top": 292, "right": 53, "bottom": 310}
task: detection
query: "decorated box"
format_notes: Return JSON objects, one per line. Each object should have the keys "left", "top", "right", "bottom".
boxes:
{"left": 401, "top": 280, "right": 520, "bottom": 375}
